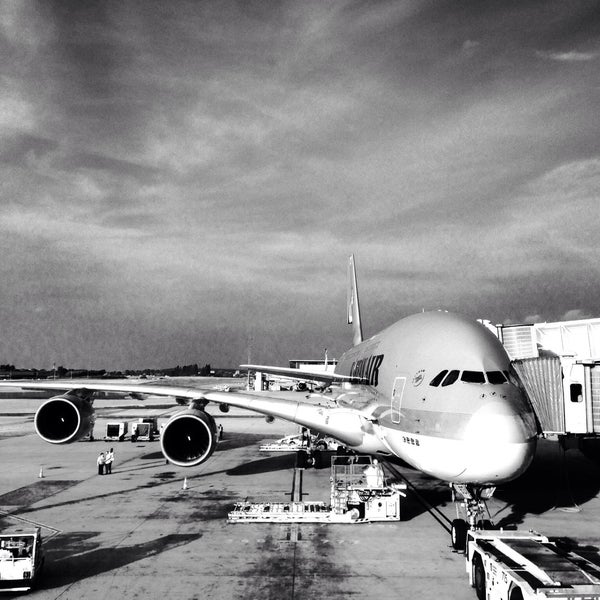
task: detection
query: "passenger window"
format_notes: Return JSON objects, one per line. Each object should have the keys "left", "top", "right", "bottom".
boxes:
{"left": 441, "top": 370, "right": 460, "bottom": 386}
{"left": 429, "top": 370, "right": 448, "bottom": 387}
{"left": 570, "top": 383, "right": 583, "bottom": 403}
{"left": 486, "top": 371, "right": 507, "bottom": 384}
{"left": 461, "top": 371, "right": 485, "bottom": 383}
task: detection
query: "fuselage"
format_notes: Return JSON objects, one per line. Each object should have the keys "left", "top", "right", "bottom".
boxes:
{"left": 335, "top": 311, "right": 538, "bottom": 485}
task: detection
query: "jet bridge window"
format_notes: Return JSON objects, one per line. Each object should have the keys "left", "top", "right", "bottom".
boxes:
{"left": 570, "top": 383, "right": 583, "bottom": 403}
{"left": 429, "top": 370, "right": 448, "bottom": 387}
{"left": 441, "top": 370, "right": 460, "bottom": 387}
{"left": 486, "top": 371, "right": 508, "bottom": 384}
{"left": 461, "top": 371, "right": 485, "bottom": 384}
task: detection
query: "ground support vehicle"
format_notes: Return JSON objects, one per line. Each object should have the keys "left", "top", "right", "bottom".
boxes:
{"left": 330, "top": 455, "right": 404, "bottom": 521}
{"left": 0, "top": 527, "right": 45, "bottom": 593}
{"left": 130, "top": 418, "right": 159, "bottom": 442}
{"left": 466, "top": 529, "right": 600, "bottom": 600}
{"left": 228, "top": 455, "right": 406, "bottom": 523}
{"left": 229, "top": 501, "right": 337, "bottom": 523}
{"left": 258, "top": 433, "right": 310, "bottom": 452}
{"left": 259, "top": 429, "right": 338, "bottom": 452}
{"left": 104, "top": 421, "right": 128, "bottom": 441}
{"left": 259, "top": 429, "right": 340, "bottom": 469}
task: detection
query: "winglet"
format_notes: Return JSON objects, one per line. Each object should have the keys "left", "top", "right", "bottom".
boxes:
{"left": 347, "top": 254, "right": 363, "bottom": 346}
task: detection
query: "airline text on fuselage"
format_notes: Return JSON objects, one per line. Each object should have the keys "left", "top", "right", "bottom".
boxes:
{"left": 350, "top": 354, "right": 384, "bottom": 386}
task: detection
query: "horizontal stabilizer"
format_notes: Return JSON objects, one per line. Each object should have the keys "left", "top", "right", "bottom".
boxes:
{"left": 241, "top": 364, "right": 357, "bottom": 384}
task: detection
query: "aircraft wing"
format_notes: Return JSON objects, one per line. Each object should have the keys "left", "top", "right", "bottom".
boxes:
{"left": 241, "top": 364, "right": 361, "bottom": 384}
{"left": 0, "top": 379, "right": 380, "bottom": 450}
{"left": 0, "top": 379, "right": 215, "bottom": 400}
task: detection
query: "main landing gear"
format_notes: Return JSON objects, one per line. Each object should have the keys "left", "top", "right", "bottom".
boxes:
{"left": 450, "top": 484, "right": 496, "bottom": 552}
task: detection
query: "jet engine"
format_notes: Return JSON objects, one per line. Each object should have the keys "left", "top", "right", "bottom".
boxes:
{"left": 160, "top": 408, "right": 217, "bottom": 467}
{"left": 35, "top": 393, "right": 95, "bottom": 444}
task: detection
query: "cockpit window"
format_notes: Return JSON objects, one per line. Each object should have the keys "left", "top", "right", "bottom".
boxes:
{"left": 441, "top": 370, "right": 460, "bottom": 386}
{"left": 461, "top": 371, "right": 485, "bottom": 384}
{"left": 486, "top": 371, "right": 508, "bottom": 384}
{"left": 429, "top": 370, "right": 448, "bottom": 387}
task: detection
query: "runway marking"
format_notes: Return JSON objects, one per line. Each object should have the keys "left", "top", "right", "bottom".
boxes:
{"left": 286, "top": 466, "right": 304, "bottom": 543}
{"left": 290, "top": 468, "right": 303, "bottom": 502}
{"left": 0, "top": 509, "right": 61, "bottom": 539}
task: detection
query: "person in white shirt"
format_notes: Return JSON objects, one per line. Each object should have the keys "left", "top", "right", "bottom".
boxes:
{"left": 97, "top": 452, "right": 106, "bottom": 475}
{"left": 105, "top": 448, "right": 114, "bottom": 474}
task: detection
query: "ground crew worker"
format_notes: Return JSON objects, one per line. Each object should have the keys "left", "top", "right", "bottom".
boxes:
{"left": 97, "top": 452, "right": 106, "bottom": 475}
{"left": 363, "top": 458, "right": 383, "bottom": 487}
{"left": 0, "top": 543, "right": 12, "bottom": 560}
{"left": 218, "top": 424, "right": 224, "bottom": 440}
{"left": 105, "top": 448, "right": 114, "bottom": 474}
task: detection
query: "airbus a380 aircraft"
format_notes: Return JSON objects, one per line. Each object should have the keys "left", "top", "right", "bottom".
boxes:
{"left": 1, "top": 256, "right": 538, "bottom": 550}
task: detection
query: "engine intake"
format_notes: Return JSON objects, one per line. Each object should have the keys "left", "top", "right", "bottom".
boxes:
{"left": 35, "top": 393, "right": 95, "bottom": 444}
{"left": 160, "top": 408, "right": 217, "bottom": 467}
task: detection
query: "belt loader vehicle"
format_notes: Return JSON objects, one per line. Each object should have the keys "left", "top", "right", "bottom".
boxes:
{"left": 0, "top": 528, "right": 45, "bottom": 593}
{"left": 466, "top": 529, "right": 600, "bottom": 600}
{"left": 229, "top": 455, "right": 405, "bottom": 523}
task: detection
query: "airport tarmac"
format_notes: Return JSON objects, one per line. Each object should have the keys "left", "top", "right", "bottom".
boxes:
{"left": 1, "top": 390, "right": 600, "bottom": 600}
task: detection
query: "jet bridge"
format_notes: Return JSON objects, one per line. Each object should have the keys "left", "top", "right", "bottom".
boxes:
{"left": 511, "top": 356, "right": 600, "bottom": 438}
{"left": 491, "top": 319, "right": 600, "bottom": 440}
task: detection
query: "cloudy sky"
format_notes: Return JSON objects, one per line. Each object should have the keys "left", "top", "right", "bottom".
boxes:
{"left": 1, "top": 1, "right": 599, "bottom": 370}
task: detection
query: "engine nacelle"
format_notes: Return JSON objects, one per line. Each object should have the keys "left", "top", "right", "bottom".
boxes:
{"left": 35, "top": 393, "right": 95, "bottom": 444}
{"left": 160, "top": 408, "right": 217, "bottom": 467}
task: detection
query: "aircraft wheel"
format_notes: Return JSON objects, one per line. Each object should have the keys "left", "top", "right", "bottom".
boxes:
{"left": 509, "top": 587, "right": 524, "bottom": 600}
{"left": 473, "top": 554, "right": 486, "bottom": 600}
{"left": 297, "top": 450, "right": 308, "bottom": 468}
{"left": 451, "top": 518, "right": 468, "bottom": 552}
{"left": 312, "top": 450, "right": 322, "bottom": 469}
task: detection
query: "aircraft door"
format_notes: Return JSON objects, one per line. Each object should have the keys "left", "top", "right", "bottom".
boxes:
{"left": 391, "top": 376, "right": 407, "bottom": 424}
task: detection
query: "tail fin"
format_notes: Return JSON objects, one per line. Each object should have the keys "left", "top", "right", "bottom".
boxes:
{"left": 347, "top": 254, "right": 363, "bottom": 346}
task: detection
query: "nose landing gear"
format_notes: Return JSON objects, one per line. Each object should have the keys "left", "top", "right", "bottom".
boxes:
{"left": 450, "top": 484, "right": 496, "bottom": 552}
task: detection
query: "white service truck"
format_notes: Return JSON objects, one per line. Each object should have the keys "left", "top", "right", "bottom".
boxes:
{"left": 466, "top": 529, "right": 600, "bottom": 600}
{"left": 130, "top": 417, "right": 159, "bottom": 442}
{"left": 0, "top": 528, "right": 45, "bottom": 593}
{"left": 104, "top": 421, "right": 128, "bottom": 441}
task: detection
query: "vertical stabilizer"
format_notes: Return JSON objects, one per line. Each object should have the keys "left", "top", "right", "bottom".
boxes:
{"left": 347, "top": 254, "right": 363, "bottom": 346}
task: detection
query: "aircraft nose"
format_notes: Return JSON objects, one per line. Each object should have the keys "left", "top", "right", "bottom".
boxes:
{"left": 461, "top": 398, "right": 537, "bottom": 483}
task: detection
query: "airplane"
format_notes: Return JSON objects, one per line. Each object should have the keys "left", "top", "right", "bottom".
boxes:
{"left": 0, "top": 255, "right": 539, "bottom": 551}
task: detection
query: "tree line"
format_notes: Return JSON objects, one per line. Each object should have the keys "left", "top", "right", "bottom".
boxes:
{"left": 0, "top": 363, "right": 237, "bottom": 380}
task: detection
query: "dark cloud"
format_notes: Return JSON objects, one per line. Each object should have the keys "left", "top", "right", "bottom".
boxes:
{"left": 0, "top": 133, "right": 58, "bottom": 165}
{"left": 59, "top": 150, "right": 160, "bottom": 180}
{"left": 1, "top": 0, "right": 599, "bottom": 368}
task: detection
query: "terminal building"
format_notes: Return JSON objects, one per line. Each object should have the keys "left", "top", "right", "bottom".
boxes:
{"left": 252, "top": 358, "right": 337, "bottom": 391}
{"left": 287, "top": 358, "right": 338, "bottom": 374}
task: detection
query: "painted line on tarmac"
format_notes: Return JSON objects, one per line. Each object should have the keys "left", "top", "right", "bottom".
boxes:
{"left": 0, "top": 509, "right": 62, "bottom": 539}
